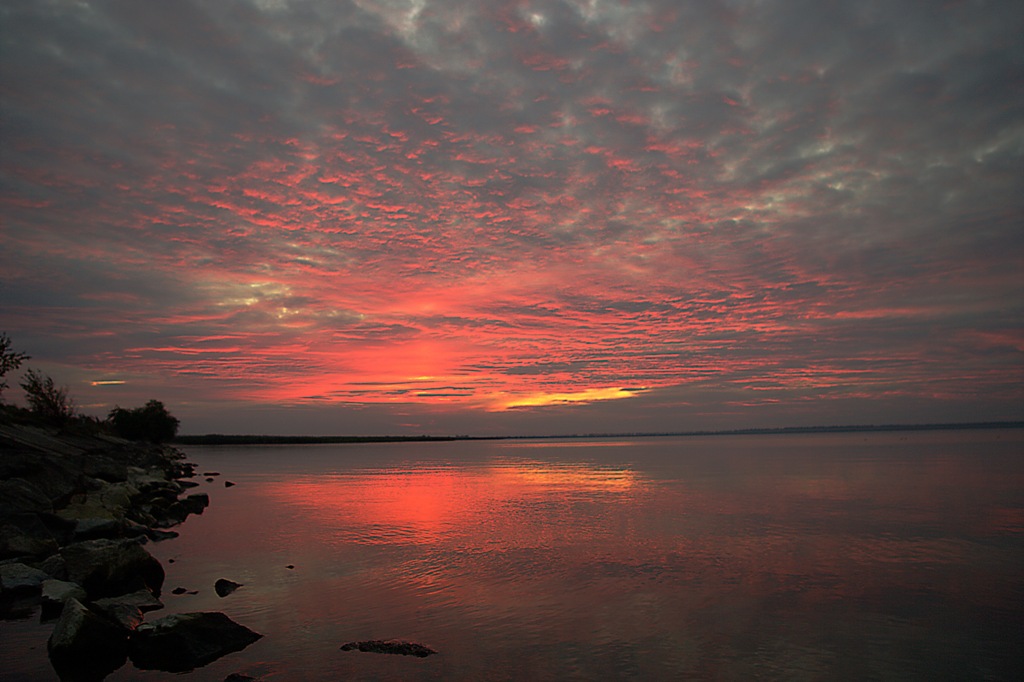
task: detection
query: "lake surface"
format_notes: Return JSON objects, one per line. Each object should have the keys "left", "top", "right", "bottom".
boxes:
{"left": 3, "top": 429, "right": 1023, "bottom": 680}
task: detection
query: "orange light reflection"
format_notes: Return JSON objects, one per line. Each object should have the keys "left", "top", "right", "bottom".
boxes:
{"left": 264, "top": 459, "right": 640, "bottom": 546}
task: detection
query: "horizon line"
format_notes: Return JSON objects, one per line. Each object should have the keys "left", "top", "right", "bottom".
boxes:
{"left": 174, "top": 420, "right": 1024, "bottom": 445}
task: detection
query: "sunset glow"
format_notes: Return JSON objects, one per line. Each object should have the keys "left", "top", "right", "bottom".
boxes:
{"left": 1, "top": 1, "right": 1021, "bottom": 434}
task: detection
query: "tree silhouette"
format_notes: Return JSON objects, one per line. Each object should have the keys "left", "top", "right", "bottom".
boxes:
{"left": 108, "top": 400, "right": 180, "bottom": 443}
{"left": 20, "top": 368, "right": 76, "bottom": 424}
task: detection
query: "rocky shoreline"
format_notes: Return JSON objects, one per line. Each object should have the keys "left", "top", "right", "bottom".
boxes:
{"left": 0, "top": 422, "right": 262, "bottom": 680}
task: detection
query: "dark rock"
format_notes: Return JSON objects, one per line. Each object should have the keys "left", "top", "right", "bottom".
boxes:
{"left": 145, "top": 528, "right": 179, "bottom": 542}
{"left": 61, "top": 538, "right": 164, "bottom": 598}
{"left": 224, "top": 481, "right": 236, "bottom": 487}
{"left": 94, "top": 588, "right": 163, "bottom": 613}
{"left": 179, "top": 480, "right": 200, "bottom": 488}
{"left": 171, "top": 587, "right": 188, "bottom": 595}
{"left": 70, "top": 517, "right": 124, "bottom": 541}
{"left": 48, "top": 597, "right": 128, "bottom": 679}
{"left": 285, "top": 565, "right": 294, "bottom": 570}
{"left": 146, "top": 492, "right": 207, "bottom": 528}
{"left": 180, "top": 493, "right": 210, "bottom": 515}
{"left": 225, "top": 674, "right": 257, "bottom": 682}
{"left": 206, "top": 478, "right": 215, "bottom": 482}
{"left": 215, "top": 578, "right": 242, "bottom": 597}
{"left": 0, "top": 562, "right": 49, "bottom": 593}
{"left": 129, "top": 612, "right": 263, "bottom": 672}
{"left": 40, "top": 552, "right": 68, "bottom": 580}
{"left": 340, "top": 640, "right": 438, "bottom": 657}
{"left": 92, "top": 600, "right": 145, "bottom": 630}
{"left": 202, "top": 472, "right": 220, "bottom": 476}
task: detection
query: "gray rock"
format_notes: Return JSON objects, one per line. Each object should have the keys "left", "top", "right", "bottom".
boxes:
{"left": 47, "top": 597, "right": 128, "bottom": 678}
{"left": 130, "top": 612, "right": 263, "bottom": 672}
{"left": 41, "top": 579, "right": 87, "bottom": 607}
{"left": 61, "top": 537, "right": 164, "bottom": 598}
{"left": 0, "top": 562, "right": 49, "bottom": 593}
{"left": 40, "top": 578, "right": 88, "bottom": 620}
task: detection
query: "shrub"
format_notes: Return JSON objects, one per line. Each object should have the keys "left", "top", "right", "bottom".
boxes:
{"left": 108, "top": 400, "right": 180, "bottom": 443}
{"left": 20, "top": 368, "right": 76, "bottom": 424}
{"left": 0, "top": 332, "right": 30, "bottom": 401}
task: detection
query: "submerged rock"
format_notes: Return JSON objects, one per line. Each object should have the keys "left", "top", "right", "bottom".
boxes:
{"left": 340, "top": 640, "right": 438, "bottom": 657}
{"left": 129, "top": 612, "right": 263, "bottom": 672}
{"left": 48, "top": 597, "right": 128, "bottom": 680}
{"left": 215, "top": 578, "right": 242, "bottom": 597}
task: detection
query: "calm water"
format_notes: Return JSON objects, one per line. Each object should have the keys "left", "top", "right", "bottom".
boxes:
{"left": 3, "top": 430, "right": 1023, "bottom": 680}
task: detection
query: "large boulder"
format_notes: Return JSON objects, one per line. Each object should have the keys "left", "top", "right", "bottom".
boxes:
{"left": 47, "top": 597, "right": 128, "bottom": 679}
{"left": 56, "top": 483, "right": 137, "bottom": 524}
{"left": 60, "top": 538, "right": 164, "bottom": 598}
{"left": 0, "top": 478, "right": 52, "bottom": 516}
{"left": 129, "top": 612, "right": 263, "bottom": 672}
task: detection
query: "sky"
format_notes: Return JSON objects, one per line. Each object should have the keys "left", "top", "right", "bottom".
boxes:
{"left": 1, "top": 0, "right": 1022, "bottom": 436}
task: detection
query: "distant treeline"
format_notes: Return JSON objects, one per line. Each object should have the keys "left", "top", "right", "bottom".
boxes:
{"left": 173, "top": 434, "right": 485, "bottom": 446}
{"left": 174, "top": 421, "right": 1022, "bottom": 446}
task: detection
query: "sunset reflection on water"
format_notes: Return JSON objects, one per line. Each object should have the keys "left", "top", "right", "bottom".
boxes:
{"left": 82, "top": 431, "right": 1023, "bottom": 681}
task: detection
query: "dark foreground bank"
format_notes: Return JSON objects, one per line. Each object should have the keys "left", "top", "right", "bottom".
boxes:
{"left": 0, "top": 421, "right": 262, "bottom": 680}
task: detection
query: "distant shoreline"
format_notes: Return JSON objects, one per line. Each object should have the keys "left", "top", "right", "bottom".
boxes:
{"left": 174, "top": 420, "right": 1024, "bottom": 446}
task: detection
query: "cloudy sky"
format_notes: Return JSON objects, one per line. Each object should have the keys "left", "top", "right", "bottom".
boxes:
{"left": 1, "top": 0, "right": 1021, "bottom": 435}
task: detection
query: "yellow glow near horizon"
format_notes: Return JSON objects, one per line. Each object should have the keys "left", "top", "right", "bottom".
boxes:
{"left": 497, "top": 387, "right": 645, "bottom": 410}
{"left": 90, "top": 380, "right": 126, "bottom": 386}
